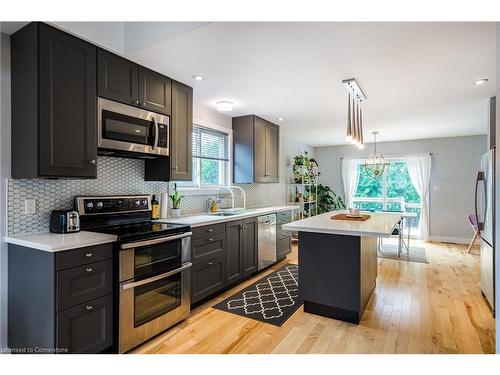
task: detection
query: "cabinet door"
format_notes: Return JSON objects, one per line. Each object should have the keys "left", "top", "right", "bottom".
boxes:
{"left": 191, "top": 254, "right": 226, "bottom": 304}
{"left": 265, "top": 122, "right": 279, "bottom": 183}
{"left": 97, "top": 49, "right": 139, "bottom": 106}
{"left": 226, "top": 220, "right": 243, "bottom": 284}
{"left": 254, "top": 116, "right": 267, "bottom": 182}
{"left": 242, "top": 217, "right": 258, "bottom": 277}
{"left": 171, "top": 80, "right": 193, "bottom": 180}
{"left": 138, "top": 67, "right": 172, "bottom": 115}
{"left": 57, "top": 294, "right": 113, "bottom": 354}
{"left": 38, "top": 24, "right": 97, "bottom": 178}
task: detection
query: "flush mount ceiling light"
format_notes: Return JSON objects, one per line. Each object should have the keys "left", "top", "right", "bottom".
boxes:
{"left": 365, "top": 131, "right": 387, "bottom": 179}
{"left": 216, "top": 100, "right": 234, "bottom": 112}
{"left": 474, "top": 78, "right": 488, "bottom": 86}
{"left": 277, "top": 117, "right": 284, "bottom": 122}
{"left": 343, "top": 78, "right": 366, "bottom": 148}
{"left": 192, "top": 74, "right": 204, "bottom": 81}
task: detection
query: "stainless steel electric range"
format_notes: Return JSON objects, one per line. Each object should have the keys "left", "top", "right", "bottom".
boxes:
{"left": 75, "top": 195, "right": 192, "bottom": 353}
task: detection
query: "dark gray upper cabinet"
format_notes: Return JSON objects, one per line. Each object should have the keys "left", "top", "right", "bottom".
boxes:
{"left": 98, "top": 49, "right": 139, "bottom": 106}
{"left": 98, "top": 49, "right": 172, "bottom": 116}
{"left": 139, "top": 67, "right": 172, "bottom": 115}
{"left": 232, "top": 115, "right": 280, "bottom": 183}
{"left": 170, "top": 80, "right": 193, "bottom": 181}
{"left": 11, "top": 22, "right": 97, "bottom": 178}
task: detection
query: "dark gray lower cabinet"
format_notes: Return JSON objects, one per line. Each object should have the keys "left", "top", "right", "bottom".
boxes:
{"left": 191, "top": 254, "right": 226, "bottom": 304}
{"left": 8, "top": 243, "right": 114, "bottom": 353}
{"left": 57, "top": 294, "right": 113, "bottom": 354}
{"left": 226, "top": 218, "right": 258, "bottom": 285}
{"left": 277, "top": 210, "right": 292, "bottom": 261}
{"left": 242, "top": 217, "right": 258, "bottom": 277}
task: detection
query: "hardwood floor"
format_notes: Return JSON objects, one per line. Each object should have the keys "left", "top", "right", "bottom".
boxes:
{"left": 132, "top": 241, "right": 495, "bottom": 354}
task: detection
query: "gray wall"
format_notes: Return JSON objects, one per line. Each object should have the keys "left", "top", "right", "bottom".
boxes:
{"left": 0, "top": 30, "right": 11, "bottom": 350}
{"left": 314, "top": 135, "right": 487, "bottom": 242}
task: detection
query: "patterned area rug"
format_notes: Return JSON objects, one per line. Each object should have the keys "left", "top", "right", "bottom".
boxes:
{"left": 212, "top": 264, "right": 302, "bottom": 326}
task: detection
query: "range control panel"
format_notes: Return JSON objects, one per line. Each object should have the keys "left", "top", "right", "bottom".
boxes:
{"left": 75, "top": 195, "right": 151, "bottom": 215}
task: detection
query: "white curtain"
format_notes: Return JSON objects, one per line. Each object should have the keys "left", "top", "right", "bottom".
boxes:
{"left": 341, "top": 158, "right": 360, "bottom": 208}
{"left": 405, "top": 154, "right": 432, "bottom": 240}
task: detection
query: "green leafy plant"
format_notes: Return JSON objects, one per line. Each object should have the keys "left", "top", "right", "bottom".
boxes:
{"left": 317, "top": 184, "right": 346, "bottom": 214}
{"left": 169, "top": 183, "right": 182, "bottom": 209}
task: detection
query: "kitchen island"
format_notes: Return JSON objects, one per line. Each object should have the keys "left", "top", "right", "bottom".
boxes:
{"left": 282, "top": 211, "right": 402, "bottom": 324}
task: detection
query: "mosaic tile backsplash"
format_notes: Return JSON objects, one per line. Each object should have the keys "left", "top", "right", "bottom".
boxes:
{"left": 7, "top": 156, "right": 286, "bottom": 235}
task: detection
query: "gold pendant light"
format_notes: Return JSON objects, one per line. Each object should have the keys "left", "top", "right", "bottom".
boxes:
{"left": 365, "top": 131, "right": 387, "bottom": 178}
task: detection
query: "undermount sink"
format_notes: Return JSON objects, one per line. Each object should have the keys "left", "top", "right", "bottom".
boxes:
{"left": 210, "top": 212, "right": 241, "bottom": 216}
{"left": 210, "top": 208, "right": 252, "bottom": 216}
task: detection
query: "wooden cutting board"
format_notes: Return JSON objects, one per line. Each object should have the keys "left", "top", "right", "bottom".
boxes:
{"left": 331, "top": 213, "right": 371, "bottom": 221}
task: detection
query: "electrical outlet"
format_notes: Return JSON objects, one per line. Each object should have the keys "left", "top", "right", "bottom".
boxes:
{"left": 25, "top": 199, "right": 37, "bottom": 215}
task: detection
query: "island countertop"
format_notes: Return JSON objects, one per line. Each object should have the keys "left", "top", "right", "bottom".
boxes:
{"left": 282, "top": 210, "right": 402, "bottom": 237}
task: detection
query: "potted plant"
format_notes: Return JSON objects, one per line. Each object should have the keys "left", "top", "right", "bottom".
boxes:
{"left": 169, "top": 183, "right": 182, "bottom": 218}
{"left": 316, "top": 184, "right": 346, "bottom": 214}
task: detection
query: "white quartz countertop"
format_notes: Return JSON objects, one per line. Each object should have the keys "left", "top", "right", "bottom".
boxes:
{"left": 282, "top": 210, "right": 402, "bottom": 237}
{"left": 154, "top": 206, "right": 297, "bottom": 227}
{"left": 4, "top": 231, "right": 117, "bottom": 252}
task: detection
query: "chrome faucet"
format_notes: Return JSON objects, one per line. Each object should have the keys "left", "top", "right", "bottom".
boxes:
{"left": 215, "top": 186, "right": 246, "bottom": 211}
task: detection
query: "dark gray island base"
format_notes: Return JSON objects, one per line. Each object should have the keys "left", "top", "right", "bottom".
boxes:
{"left": 298, "top": 231, "right": 378, "bottom": 324}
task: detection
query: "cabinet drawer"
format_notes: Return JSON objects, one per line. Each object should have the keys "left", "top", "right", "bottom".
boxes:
{"left": 57, "top": 259, "right": 113, "bottom": 311}
{"left": 277, "top": 236, "right": 292, "bottom": 260}
{"left": 56, "top": 243, "right": 113, "bottom": 271}
{"left": 57, "top": 294, "right": 113, "bottom": 353}
{"left": 191, "top": 223, "right": 226, "bottom": 240}
{"left": 192, "top": 234, "right": 225, "bottom": 263}
{"left": 191, "top": 254, "right": 226, "bottom": 304}
{"left": 277, "top": 210, "right": 292, "bottom": 222}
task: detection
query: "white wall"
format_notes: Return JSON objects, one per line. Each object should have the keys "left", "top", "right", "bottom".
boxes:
{"left": 314, "top": 135, "right": 487, "bottom": 243}
{"left": 0, "top": 30, "right": 11, "bottom": 350}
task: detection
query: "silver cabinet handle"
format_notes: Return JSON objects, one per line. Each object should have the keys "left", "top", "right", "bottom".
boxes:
{"left": 133, "top": 99, "right": 140, "bottom": 105}
{"left": 152, "top": 117, "right": 159, "bottom": 150}
{"left": 207, "top": 238, "right": 213, "bottom": 242}
{"left": 141, "top": 101, "right": 146, "bottom": 106}
{"left": 121, "top": 231, "right": 192, "bottom": 249}
{"left": 121, "top": 262, "right": 192, "bottom": 290}
{"left": 85, "top": 305, "right": 93, "bottom": 310}
{"left": 207, "top": 262, "right": 214, "bottom": 266}
{"left": 85, "top": 267, "right": 93, "bottom": 272}
{"left": 85, "top": 253, "right": 93, "bottom": 258}
{"left": 207, "top": 229, "right": 213, "bottom": 233}
{"left": 89, "top": 160, "right": 96, "bottom": 165}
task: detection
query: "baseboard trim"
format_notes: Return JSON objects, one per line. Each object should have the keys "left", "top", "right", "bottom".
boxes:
{"left": 427, "top": 236, "right": 472, "bottom": 245}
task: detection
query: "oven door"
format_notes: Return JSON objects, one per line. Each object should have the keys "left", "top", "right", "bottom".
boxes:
{"left": 98, "top": 97, "right": 169, "bottom": 157}
{"left": 119, "top": 262, "right": 191, "bottom": 353}
{"left": 118, "top": 232, "right": 191, "bottom": 352}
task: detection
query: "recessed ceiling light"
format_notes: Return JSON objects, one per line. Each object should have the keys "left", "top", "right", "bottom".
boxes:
{"left": 192, "top": 74, "right": 204, "bottom": 81}
{"left": 474, "top": 78, "right": 488, "bottom": 86}
{"left": 216, "top": 100, "right": 234, "bottom": 112}
{"left": 277, "top": 117, "right": 284, "bottom": 122}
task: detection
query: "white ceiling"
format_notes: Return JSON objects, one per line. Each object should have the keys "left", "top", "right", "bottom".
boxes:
{"left": 3, "top": 22, "right": 496, "bottom": 147}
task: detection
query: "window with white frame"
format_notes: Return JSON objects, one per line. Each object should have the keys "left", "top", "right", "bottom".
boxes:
{"left": 180, "top": 125, "right": 230, "bottom": 188}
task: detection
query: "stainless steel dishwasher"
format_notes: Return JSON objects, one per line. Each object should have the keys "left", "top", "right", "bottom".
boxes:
{"left": 258, "top": 214, "right": 277, "bottom": 271}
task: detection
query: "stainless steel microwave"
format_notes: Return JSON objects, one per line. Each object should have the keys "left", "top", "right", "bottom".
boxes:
{"left": 97, "top": 97, "right": 169, "bottom": 157}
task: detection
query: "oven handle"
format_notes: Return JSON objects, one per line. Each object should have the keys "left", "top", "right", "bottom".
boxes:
{"left": 152, "top": 117, "right": 159, "bottom": 151}
{"left": 121, "top": 231, "right": 192, "bottom": 249}
{"left": 121, "top": 262, "right": 192, "bottom": 290}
